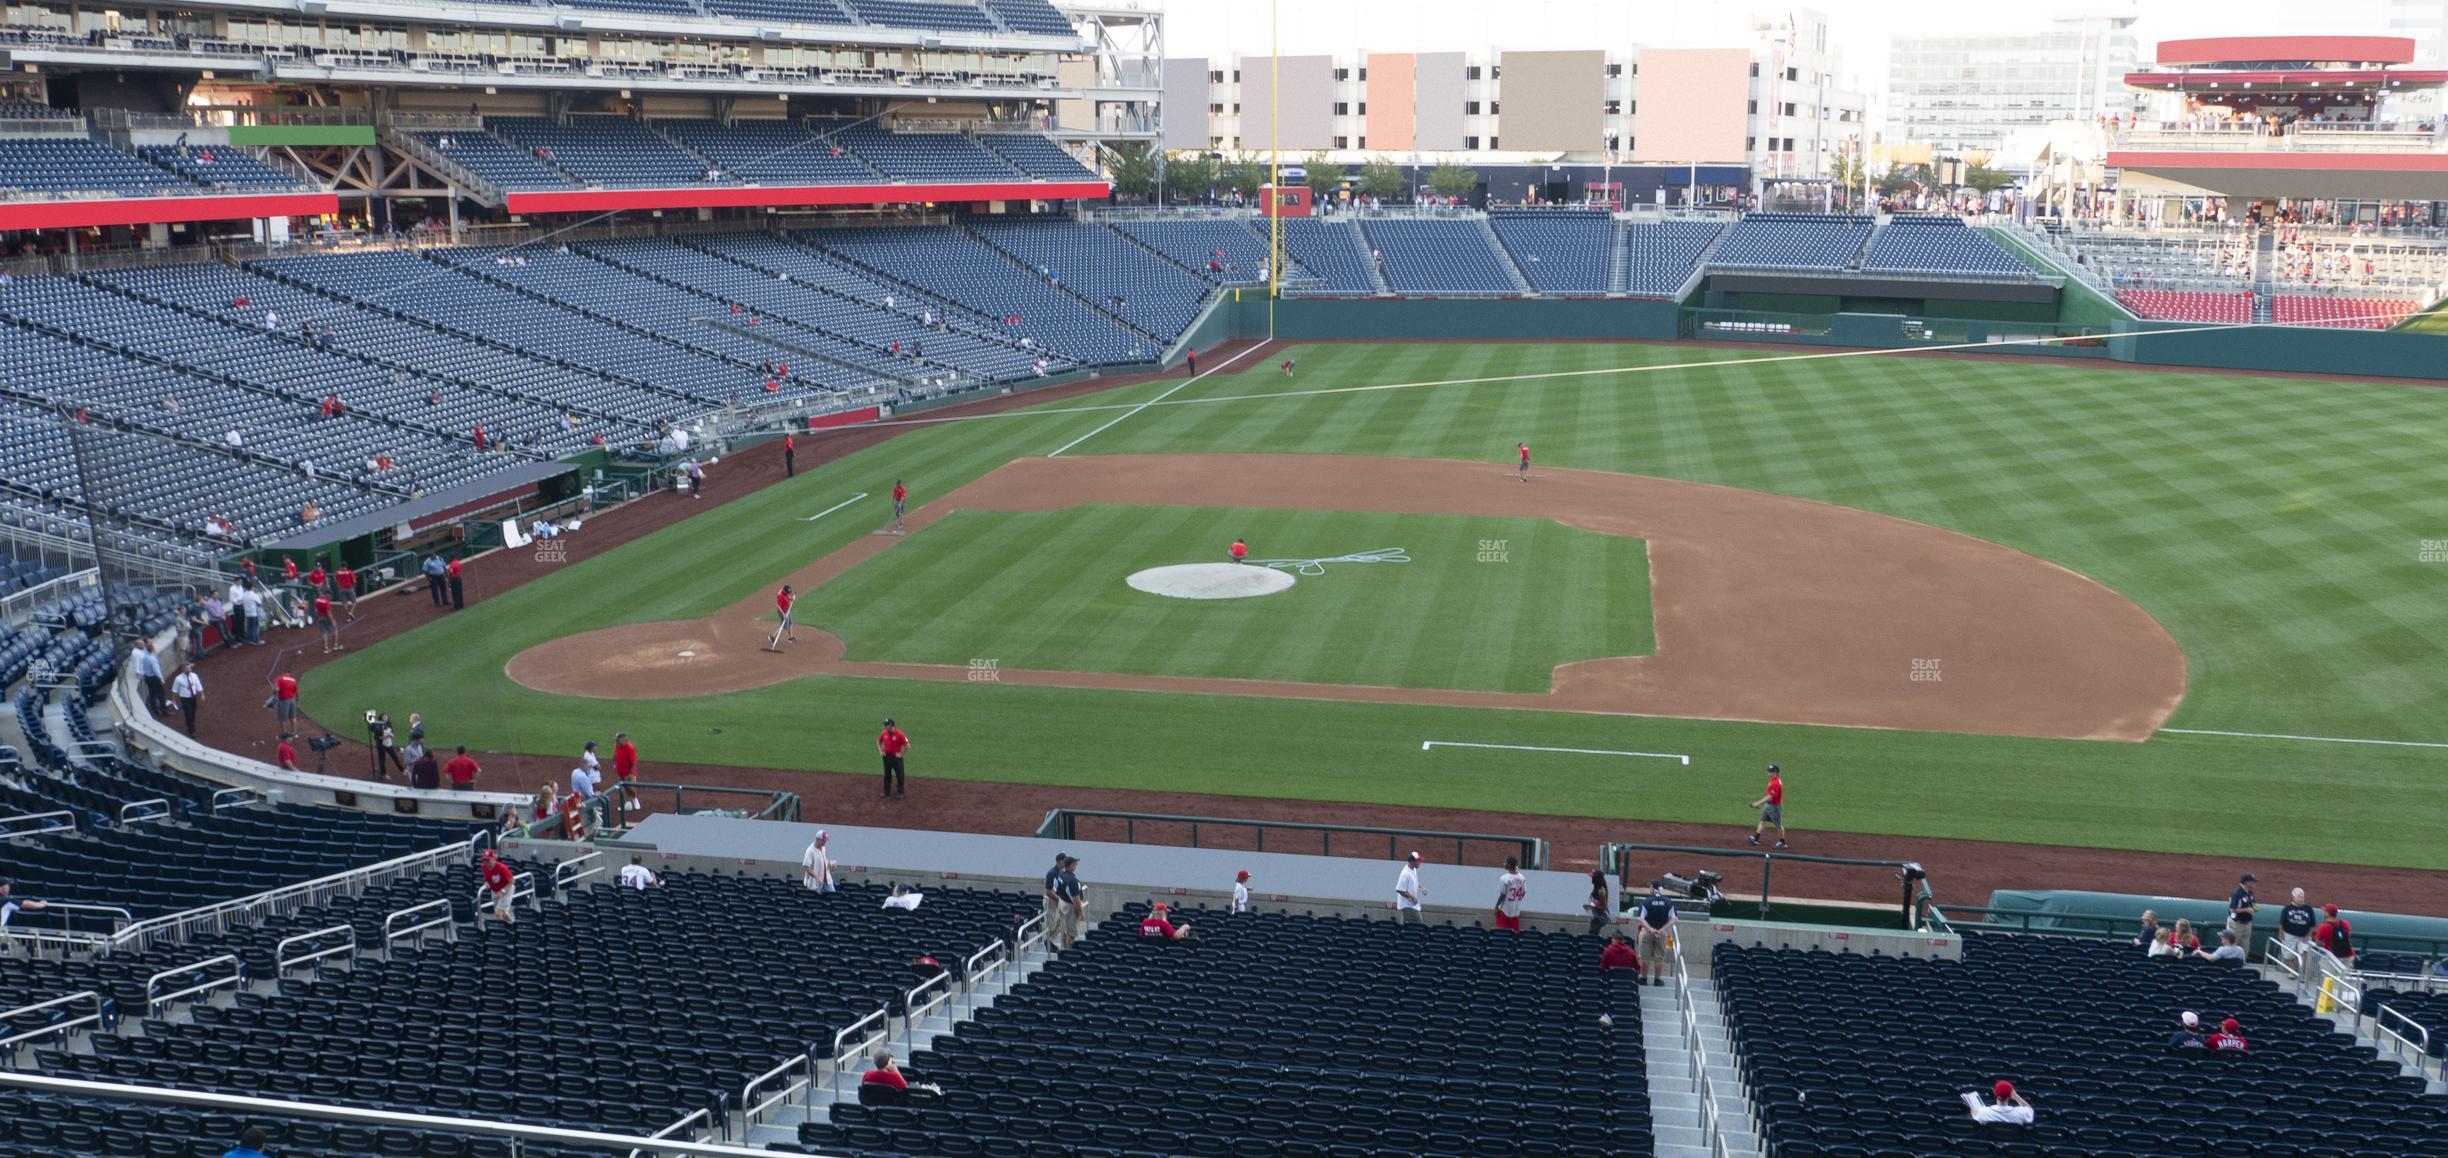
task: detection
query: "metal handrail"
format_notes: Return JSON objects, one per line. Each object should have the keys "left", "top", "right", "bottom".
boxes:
{"left": 2376, "top": 1004, "right": 2432, "bottom": 1063}
{"left": 739, "top": 1051, "right": 811, "bottom": 1125}
{"left": 629, "top": 1107, "right": 713, "bottom": 1158}
{"left": 1042, "top": 807, "right": 1546, "bottom": 869}
{"left": 382, "top": 899, "right": 453, "bottom": 948}
{"left": 0, "top": 1070, "right": 799, "bottom": 1155}
{"left": 2267, "top": 936, "right": 2308, "bottom": 984}
{"left": 0, "top": 810, "right": 74, "bottom": 839}
{"left": 0, "top": 900, "right": 136, "bottom": 948}
{"left": 1670, "top": 939, "right": 1733, "bottom": 1158}
{"left": 1013, "top": 912, "right": 1046, "bottom": 958}
{"left": 961, "top": 938, "right": 1009, "bottom": 1016}
{"left": 0, "top": 991, "right": 107, "bottom": 1052}
{"left": 145, "top": 955, "right": 241, "bottom": 1015}
{"left": 553, "top": 850, "right": 605, "bottom": 889}
{"left": 209, "top": 786, "right": 267, "bottom": 811}
{"left": 273, "top": 924, "right": 355, "bottom": 974}
{"left": 825, "top": 1005, "right": 891, "bottom": 1099}
{"left": 107, "top": 835, "right": 480, "bottom": 954}
{"left": 903, "top": 970, "right": 954, "bottom": 1048}
{"left": 116, "top": 797, "right": 172, "bottom": 824}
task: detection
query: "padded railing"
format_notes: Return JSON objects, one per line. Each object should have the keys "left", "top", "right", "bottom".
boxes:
{"left": 144, "top": 954, "right": 240, "bottom": 1015}
{"left": 1041, "top": 807, "right": 1546, "bottom": 869}
{"left": 273, "top": 923, "right": 356, "bottom": 975}
{"left": 0, "top": 991, "right": 107, "bottom": 1053}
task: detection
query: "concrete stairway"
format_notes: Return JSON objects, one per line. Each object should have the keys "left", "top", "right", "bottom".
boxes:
{"left": 742, "top": 935, "right": 1059, "bottom": 1148}
{"left": 1641, "top": 975, "right": 1764, "bottom": 1158}
{"left": 2264, "top": 961, "right": 2448, "bottom": 1095}
{"left": 1608, "top": 220, "right": 1634, "bottom": 294}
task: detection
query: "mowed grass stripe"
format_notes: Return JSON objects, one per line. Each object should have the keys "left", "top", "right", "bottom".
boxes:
{"left": 796, "top": 505, "right": 1648, "bottom": 691}
{"left": 308, "top": 340, "right": 2448, "bottom": 868}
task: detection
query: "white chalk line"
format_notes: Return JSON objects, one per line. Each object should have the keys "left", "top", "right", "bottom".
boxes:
{"left": 1045, "top": 341, "right": 1270, "bottom": 458}
{"left": 799, "top": 492, "right": 869, "bottom": 522}
{"left": 2155, "top": 727, "right": 2448, "bottom": 751}
{"left": 1422, "top": 740, "right": 1690, "bottom": 765}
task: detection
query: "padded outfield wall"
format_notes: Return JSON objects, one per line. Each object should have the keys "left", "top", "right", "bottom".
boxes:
{"left": 1217, "top": 297, "right": 2448, "bottom": 382}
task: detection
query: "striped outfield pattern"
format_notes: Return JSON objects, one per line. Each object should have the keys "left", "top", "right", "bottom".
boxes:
{"left": 800, "top": 505, "right": 1652, "bottom": 692}
{"left": 310, "top": 341, "right": 2448, "bottom": 868}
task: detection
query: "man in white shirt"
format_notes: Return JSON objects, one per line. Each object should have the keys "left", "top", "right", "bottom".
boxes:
{"left": 1394, "top": 851, "right": 1425, "bottom": 924}
{"left": 617, "top": 855, "right": 660, "bottom": 890}
{"left": 1231, "top": 870, "right": 1250, "bottom": 914}
{"left": 224, "top": 424, "right": 244, "bottom": 449}
{"left": 1493, "top": 856, "right": 1528, "bottom": 932}
{"left": 802, "top": 831, "right": 835, "bottom": 893}
{"left": 0, "top": 881, "right": 48, "bottom": 928}
{"left": 238, "top": 583, "right": 264, "bottom": 645}
{"left": 1961, "top": 1081, "right": 2033, "bottom": 1125}
{"left": 169, "top": 663, "right": 204, "bottom": 737}
{"left": 882, "top": 882, "right": 922, "bottom": 911}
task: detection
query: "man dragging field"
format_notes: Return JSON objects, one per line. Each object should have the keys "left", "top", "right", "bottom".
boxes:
{"left": 768, "top": 584, "right": 797, "bottom": 650}
{"left": 890, "top": 479, "right": 908, "bottom": 535}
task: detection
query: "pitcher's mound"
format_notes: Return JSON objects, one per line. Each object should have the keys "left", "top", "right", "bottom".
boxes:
{"left": 1127, "top": 563, "right": 1297, "bottom": 600}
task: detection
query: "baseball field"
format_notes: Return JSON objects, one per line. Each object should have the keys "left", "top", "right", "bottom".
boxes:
{"left": 305, "top": 338, "right": 2448, "bottom": 874}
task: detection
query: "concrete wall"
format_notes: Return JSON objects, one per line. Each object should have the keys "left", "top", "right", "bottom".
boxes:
{"left": 1365, "top": 52, "right": 1416, "bottom": 151}
{"left": 1236, "top": 54, "right": 1336, "bottom": 152}
{"left": 1496, "top": 49, "right": 1606, "bottom": 153}
{"left": 1631, "top": 47, "right": 1752, "bottom": 163}
{"left": 1414, "top": 52, "right": 1467, "bottom": 150}
{"left": 1161, "top": 56, "right": 1210, "bottom": 150}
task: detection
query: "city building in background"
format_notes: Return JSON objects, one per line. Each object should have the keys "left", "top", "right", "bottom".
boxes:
{"left": 1158, "top": 8, "right": 1866, "bottom": 181}
{"left": 1886, "top": 6, "right": 2143, "bottom": 158}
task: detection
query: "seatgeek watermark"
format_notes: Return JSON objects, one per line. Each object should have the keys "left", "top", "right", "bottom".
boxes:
{"left": 1477, "top": 538, "right": 1510, "bottom": 563}
{"left": 968, "top": 658, "right": 1000, "bottom": 683}
{"left": 1910, "top": 658, "right": 1942, "bottom": 683}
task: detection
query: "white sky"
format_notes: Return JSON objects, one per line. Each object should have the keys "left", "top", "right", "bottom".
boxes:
{"left": 1160, "top": 0, "right": 2402, "bottom": 92}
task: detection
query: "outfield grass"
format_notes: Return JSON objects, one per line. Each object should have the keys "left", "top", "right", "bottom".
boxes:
{"left": 797, "top": 506, "right": 1652, "bottom": 692}
{"left": 310, "top": 339, "right": 2448, "bottom": 869}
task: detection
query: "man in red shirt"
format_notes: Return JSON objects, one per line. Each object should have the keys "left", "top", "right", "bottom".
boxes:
{"left": 1749, "top": 764, "right": 1788, "bottom": 849}
{"left": 444, "top": 745, "right": 480, "bottom": 792}
{"left": 783, "top": 432, "right": 795, "bottom": 478}
{"left": 446, "top": 556, "right": 465, "bottom": 610}
{"left": 1281, "top": 357, "right": 1294, "bottom": 378}
{"left": 334, "top": 564, "right": 358, "bottom": 617}
{"left": 480, "top": 849, "right": 515, "bottom": 922}
{"left": 281, "top": 556, "right": 299, "bottom": 582}
{"left": 890, "top": 479, "right": 908, "bottom": 534}
{"left": 2206, "top": 1017, "right": 2249, "bottom": 1052}
{"left": 2312, "top": 905, "right": 2354, "bottom": 962}
{"left": 313, "top": 591, "right": 340, "bottom": 654}
{"left": 1599, "top": 930, "right": 1641, "bottom": 971}
{"left": 1229, "top": 538, "right": 1248, "bottom": 564}
{"left": 272, "top": 671, "right": 300, "bottom": 731}
{"left": 1138, "top": 902, "right": 1192, "bottom": 942}
{"left": 767, "top": 585, "right": 797, "bottom": 650}
{"left": 275, "top": 733, "right": 298, "bottom": 772}
{"left": 877, "top": 717, "right": 910, "bottom": 798}
{"left": 612, "top": 731, "right": 640, "bottom": 815}
{"left": 1516, "top": 441, "right": 1531, "bottom": 481}
{"left": 305, "top": 562, "right": 327, "bottom": 593}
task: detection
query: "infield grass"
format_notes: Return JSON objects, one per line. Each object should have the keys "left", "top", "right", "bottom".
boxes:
{"left": 310, "top": 337, "right": 2448, "bottom": 870}
{"left": 798, "top": 506, "right": 1652, "bottom": 691}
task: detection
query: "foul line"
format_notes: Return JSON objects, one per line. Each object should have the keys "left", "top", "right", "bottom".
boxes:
{"left": 799, "top": 492, "right": 869, "bottom": 522}
{"left": 1421, "top": 740, "right": 1690, "bottom": 765}
{"left": 2156, "top": 727, "right": 2448, "bottom": 751}
{"left": 1043, "top": 341, "right": 1269, "bottom": 458}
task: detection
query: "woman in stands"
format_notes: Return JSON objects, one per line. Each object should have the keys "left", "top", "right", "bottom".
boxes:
{"left": 2169, "top": 918, "right": 2202, "bottom": 957}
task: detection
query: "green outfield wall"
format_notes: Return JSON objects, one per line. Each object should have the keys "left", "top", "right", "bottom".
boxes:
{"left": 1212, "top": 297, "right": 2446, "bottom": 381}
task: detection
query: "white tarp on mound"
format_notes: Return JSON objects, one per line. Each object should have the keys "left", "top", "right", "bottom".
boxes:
{"left": 1126, "top": 563, "right": 1296, "bottom": 600}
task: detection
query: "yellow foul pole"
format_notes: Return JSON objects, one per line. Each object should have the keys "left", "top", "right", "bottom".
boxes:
{"left": 1267, "top": 0, "right": 1280, "bottom": 340}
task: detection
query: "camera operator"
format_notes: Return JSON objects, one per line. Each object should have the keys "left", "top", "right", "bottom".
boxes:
{"left": 367, "top": 711, "right": 402, "bottom": 781}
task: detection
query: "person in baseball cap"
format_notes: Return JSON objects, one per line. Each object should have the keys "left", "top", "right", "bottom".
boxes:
{"left": 1395, "top": 852, "right": 1425, "bottom": 922}
{"left": 1230, "top": 869, "right": 1251, "bottom": 914}
{"left": 1961, "top": 1079, "right": 2033, "bottom": 1125}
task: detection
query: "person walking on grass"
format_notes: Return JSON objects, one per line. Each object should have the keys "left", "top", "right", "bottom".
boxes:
{"left": 1749, "top": 764, "right": 1788, "bottom": 849}
{"left": 313, "top": 590, "right": 340, "bottom": 654}
{"left": 783, "top": 432, "right": 796, "bottom": 478}
{"left": 890, "top": 479, "right": 908, "bottom": 535}
{"left": 1516, "top": 441, "right": 1531, "bottom": 481}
